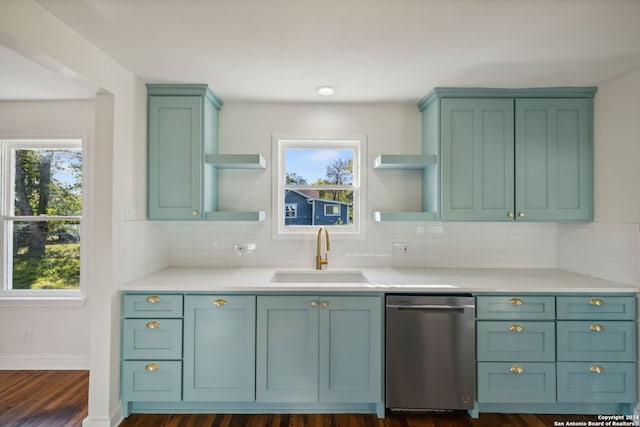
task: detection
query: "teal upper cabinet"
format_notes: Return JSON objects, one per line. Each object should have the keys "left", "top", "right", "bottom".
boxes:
{"left": 515, "top": 98, "right": 592, "bottom": 221}
{"left": 147, "top": 84, "right": 266, "bottom": 221}
{"left": 441, "top": 98, "right": 515, "bottom": 221}
{"left": 422, "top": 87, "right": 596, "bottom": 222}
{"left": 148, "top": 84, "right": 221, "bottom": 220}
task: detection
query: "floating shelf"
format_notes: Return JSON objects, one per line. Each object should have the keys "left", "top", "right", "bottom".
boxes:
{"left": 373, "top": 211, "right": 436, "bottom": 222}
{"left": 205, "top": 211, "right": 266, "bottom": 222}
{"left": 206, "top": 154, "right": 266, "bottom": 169}
{"left": 372, "top": 154, "right": 436, "bottom": 169}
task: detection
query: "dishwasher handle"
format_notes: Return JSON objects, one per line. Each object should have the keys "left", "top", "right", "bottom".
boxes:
{"left": 387, "top": 304, "right": 475, "bottom": 311}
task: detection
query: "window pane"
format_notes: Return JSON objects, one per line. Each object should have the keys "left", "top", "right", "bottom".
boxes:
{"left": 284, "top": 190, "right": 353, "bottom": 226}
{"left": 11, "top": 220, "right": 80, "bottom": 290}
{"left": 14, "top": 148, "right": 83, "bottom": 216}
{"left": 284, "top": 148, "right": 353, "bottom": 186}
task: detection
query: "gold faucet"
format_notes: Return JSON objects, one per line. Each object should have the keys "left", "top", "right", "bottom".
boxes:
{"left": 315, "top": 226, "right": 330, "bottom": 270}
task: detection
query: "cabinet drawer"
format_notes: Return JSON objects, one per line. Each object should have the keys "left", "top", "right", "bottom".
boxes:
{"left": 556, "top": 296, "right": 635, "bottom": 320}
{"left": 123, "top": 294, "right": 183, "bottom": 318}
{"left": 122, "top": 360, "right": 182, "bottom": 401}
{"left": 557, "top": 362, "right": 636, "bottom": 403}
{"left": 557, "top": 321, "right": 635, "bottom": 362}
{"left": 476, "top": 296, "right": 554, "bottom": 320}
{"left": 477, "top": 362, "right": 556, "bottom": 403}
{"left": 477, "top": 321, "right": 555, "bottom": 362}
{"left": 122, "top": 319, "right": 183, "bottom": 360}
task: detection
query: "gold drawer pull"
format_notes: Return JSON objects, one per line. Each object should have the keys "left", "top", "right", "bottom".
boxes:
{"left": 510, "top": 365, "right": 525, "bottom": 374}
{"left": 192, "top": 209, "right": 199, "bottom": 216}
{"left": 146, "top": 321, "right": 160, "bottom": 329}
{"left": 509, "top": 298, "right": 523, "bottom": 305}
{"left": 310, "top": 301, "right": 318, "bottom": 307}
{"left": 589, "top": 324, "right": 604, "bottom": 332}
{"left": 213, "top": 299, "right": 228, "bottom": 307}
{"left": 589, "top": 298, "right": 604, "bottom": 306}
{"left": 146, "top": 295, "right": 160, "bottom": 303}
{"left": 589, "top": 365, "right": 604, "bottom": 374}
{"left": 509, "top": 324, "right": 524, "bottom": 332}
{"left": 145, "top": 363, "right": 160, "bottom": 372}
{"left": 320, "top": 301, "right": 329, "bottom": 308}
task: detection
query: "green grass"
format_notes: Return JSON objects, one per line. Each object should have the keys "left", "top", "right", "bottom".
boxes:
{"left": 13, "top": 243, "right": 80, "bottom": 290}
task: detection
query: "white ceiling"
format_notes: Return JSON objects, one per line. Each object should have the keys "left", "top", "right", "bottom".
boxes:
{"left": 5, "top": 0, "right": 640, "bottom": 102}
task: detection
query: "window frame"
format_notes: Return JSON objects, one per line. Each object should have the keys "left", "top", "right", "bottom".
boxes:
{"left": 324, "top": 204, "right": 340, "bottom": 216}
{"left": 0, "top": 139, "right": 85, "bottom": 299}
{"left": 272, "top": 135, "right": 365, "bottom": 238}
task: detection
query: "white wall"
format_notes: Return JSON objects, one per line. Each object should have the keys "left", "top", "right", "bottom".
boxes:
{"left": 1, "top": 2, "right": 149, "bottom": 426}
{"left": 557, "top": 66, "right": 640, "bottom": 286}
{"left": 0, "top": 100, "right": 93, "bottom": 368}
{"left": 593, "top": 67, "right": 640, "bottom": 224}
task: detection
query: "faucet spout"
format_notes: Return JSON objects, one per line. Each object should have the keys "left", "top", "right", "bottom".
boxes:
{"left": 315, "top": 226, "right": 330, "bottom": 270}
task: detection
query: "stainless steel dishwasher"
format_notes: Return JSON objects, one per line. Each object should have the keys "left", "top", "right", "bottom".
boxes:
{"left": 385, "top": 294, "right": 475, "bottom": 411}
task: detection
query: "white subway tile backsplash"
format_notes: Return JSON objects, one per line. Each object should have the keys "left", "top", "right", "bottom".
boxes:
{"left": 117, "top": 216, "right": 639, "bottom": 288}
{"left": 557, "top": 222, "right": 640, "bottom": 286}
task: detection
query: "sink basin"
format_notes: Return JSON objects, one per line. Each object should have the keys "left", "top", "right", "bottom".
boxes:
{"left": 269, "top": 269, "right": 369, "bottom": 284}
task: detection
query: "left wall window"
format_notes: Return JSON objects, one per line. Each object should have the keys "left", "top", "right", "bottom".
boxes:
{"left": 1, "top": 140, "right": 83, "bottom": 295}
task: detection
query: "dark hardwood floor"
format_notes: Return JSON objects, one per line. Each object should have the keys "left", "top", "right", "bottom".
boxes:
{"left": 0, "top": 370, "right": 606, "bottom": 427}
{"left": 0, "top": 370, "right": 88, "bottom": 427}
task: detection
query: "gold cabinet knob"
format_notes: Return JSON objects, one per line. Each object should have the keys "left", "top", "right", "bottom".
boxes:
{"left": 145, "top": 363, "right": 160, "bottom": 372}
{"left": 146, "top": 321, "right": 160, "bottom": 329}
{"left": 509, "top": 298, "right": 524, "bottom": 305}
{"left": 518, "top": 212, "right": 525, "bottom": 218}
{"left": 510, "top": 365, "right": 525, "bottom": 374}
{"left": 509, "top": 324, "right": 524, "bottom": 332}
{"left": 192, "top": 209, "right": 199, "bottom": 216}
{"left": 213, "top": 299, "right": 228, "bottom": 307}
{"left": 310, "top": 301, "right": 318, "bottom": 307}
{"left": 589, "top": 298, "right": 604, "bottom": 306}
{"left": 320, "top": 301, "right": 329, "bottom": 308}
{"left": 146, "top": 295, "right": 160, "bottom": 303}
{"left": 589, "top": 324, "right": 604, "bottom": 332}
{"left": 507, "top": 211, "right": 514, "bottom": 218}
{"left": 589, "top": 365, "right": 604, "bottom": 374}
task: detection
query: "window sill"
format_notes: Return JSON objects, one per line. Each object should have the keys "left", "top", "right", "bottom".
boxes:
{"left": 0, "top": 296, "right": 86, "bottom": 308}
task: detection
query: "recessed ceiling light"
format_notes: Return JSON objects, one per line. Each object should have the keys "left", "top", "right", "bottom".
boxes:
{"left": 316, "top": 86, "right": 335, "bottom": 96}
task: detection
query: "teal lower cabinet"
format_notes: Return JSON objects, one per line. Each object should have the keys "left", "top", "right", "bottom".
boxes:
{"left": 476, "top": 294, "right": 637, "bottom": 415}
{"left": 477, "top": 362, "right": 556, "bottom": 403}
{"left": 256, "top": 296, "right": 383, "bottom": 412}
{"left": 183, "top": 295, "right": 256, "bottom": 401}
{"left": 122, "top": 360, "right": 182, "bottom": 402}
{"left": 121, "top": 293, "right": 184, "bottom": 416}
{"left": 121, "top": 292, "right": 384, "bottom": 418}
{"left": 557, "top": 362, "right": 636, "bottom": 403}
{"left": 256, "top": 296, "right": 319, "bottom": 402}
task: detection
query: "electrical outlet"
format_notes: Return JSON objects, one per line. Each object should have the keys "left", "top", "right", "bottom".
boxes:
{"left": 234, "top": 244, "right": 248, "bottom": 256}
{"left": 23, "top": 329, "right": 32, "bottom": 344}
{"left": 392, "top": 242, "right": 410, "bottom": 256}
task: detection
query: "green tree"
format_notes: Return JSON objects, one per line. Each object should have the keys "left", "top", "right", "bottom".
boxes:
{"left": 13, "top": 149, "right": 82, "bottom": 276}
{"left": 285, "top": 172, "right": 308, "bottom": 185}
{"left": 313, "top": 158, "right": 353, "bottom": 202}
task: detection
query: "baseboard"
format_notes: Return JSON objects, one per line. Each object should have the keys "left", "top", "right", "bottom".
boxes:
{"left": 81, "top": 404, "right": 123, "bottom": 427}
{"left": 0, "top": 356, "right": 89, "bottom": 370}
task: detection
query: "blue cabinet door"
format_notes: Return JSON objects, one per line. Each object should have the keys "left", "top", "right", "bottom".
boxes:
{"left": 256, "top": 296, "right": 319, "bottom": 402}
{"left": 183, "top": 295, "right": 256, "bottom": 401}
{"left": 515, "top": 98, "right": 592, "bottom": 221}
{"left": 318, "top": 296, "right": 382, "bottom": 403}
{"left": 441, "top": 98, "right": 515, "bottom": 221}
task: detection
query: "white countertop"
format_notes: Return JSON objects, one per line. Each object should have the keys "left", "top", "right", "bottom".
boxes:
{"left": 120, "top": 267, "right": 639, "bottom": 294}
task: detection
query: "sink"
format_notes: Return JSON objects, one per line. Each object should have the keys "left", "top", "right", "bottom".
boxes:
{"left": 269, "top": 269, "right": 369, "bottom": 284}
